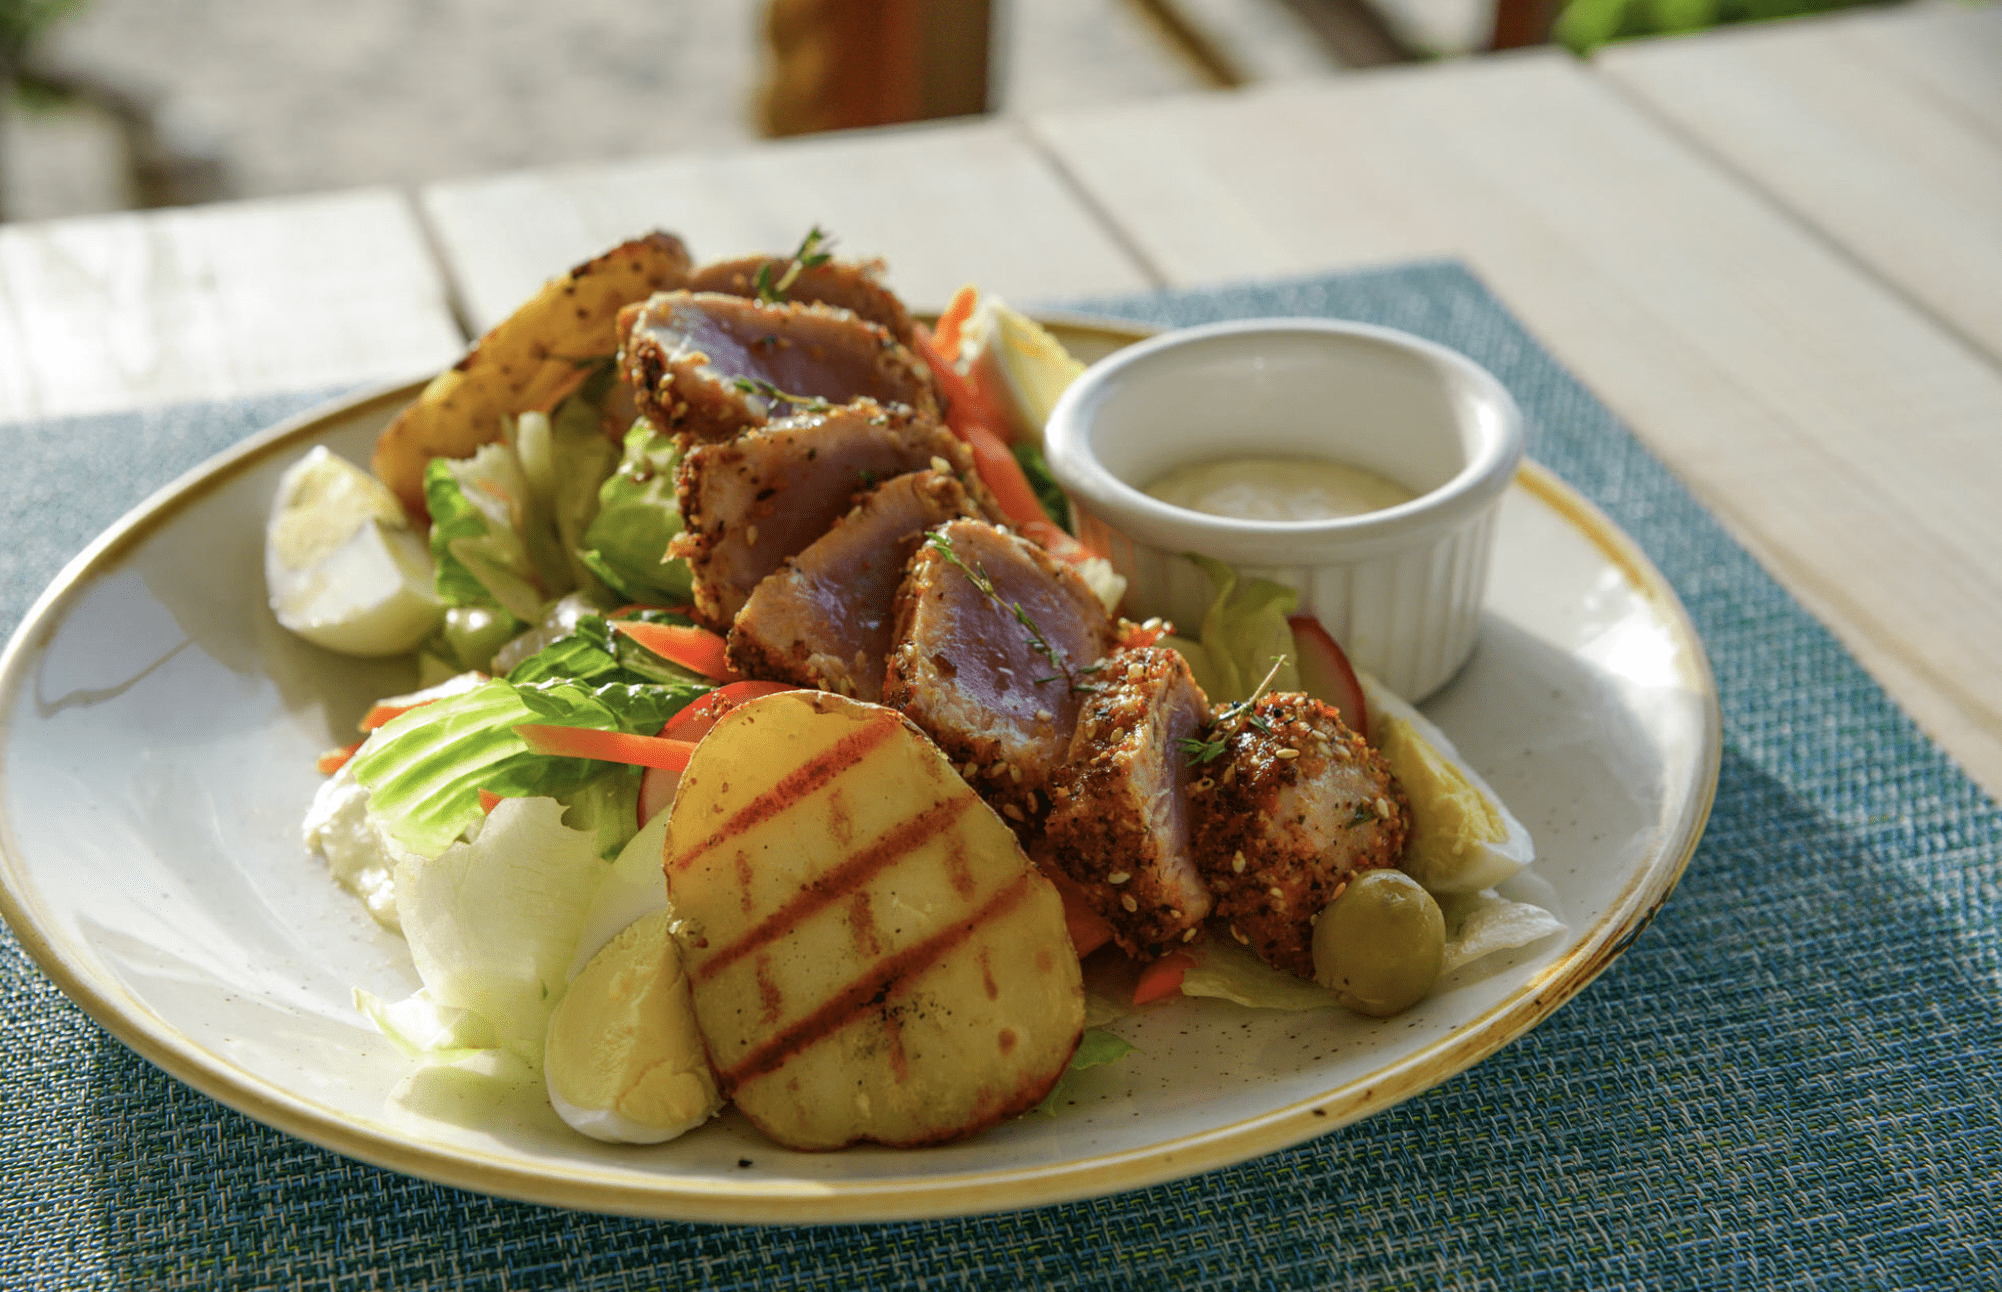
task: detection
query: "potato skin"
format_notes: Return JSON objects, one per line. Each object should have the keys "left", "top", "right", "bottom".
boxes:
{"left": 372, "top": 231, "right": 693, "bottom": 514}
{"left": 663, "top": 690, "right": 1084, "bottom": 1150}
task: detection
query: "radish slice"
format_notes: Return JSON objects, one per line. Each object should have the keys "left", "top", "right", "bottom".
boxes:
{"left": 1289, "top": 614, "right": 1368, "bottom": 741}
{"left": 638, "top": 766, "right": 680, "bottom": 828}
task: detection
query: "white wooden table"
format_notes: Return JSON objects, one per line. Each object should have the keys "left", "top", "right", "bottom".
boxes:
{"left": 5, "top": 0, "right": 1999, "bottom": 796}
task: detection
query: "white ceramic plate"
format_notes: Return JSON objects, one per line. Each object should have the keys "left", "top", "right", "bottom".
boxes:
{"left": 0, "top": 326, "right": 1718, "bottom": 1223}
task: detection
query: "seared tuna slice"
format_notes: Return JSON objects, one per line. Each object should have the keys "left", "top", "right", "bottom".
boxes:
{"left": 620, "top": 291, "right": 936, "bottom": 442}
{"left": 688, "top": 254, "right": 915, "bottom": 344}
{"left": 1188, "top": 693, "right": 1411, "bottom": 978}
{"left": 1043, "top": 648, "right": 1214, "bottom": 958}
{"left": 727, "top": 470, "right": 980, "bottom": 700}
{"left": 673, "top": 402, "right": 981, "bottom": 628}
{"left": 885, "top": 519, "right": 1117, "bottom": 823}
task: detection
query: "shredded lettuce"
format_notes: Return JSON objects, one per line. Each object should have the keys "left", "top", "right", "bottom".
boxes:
{"left": 1161, "top": 554, "right": 1302, "bottom": 702}
{"left": 580, "top": 424, "right": 695, "bottom": 605}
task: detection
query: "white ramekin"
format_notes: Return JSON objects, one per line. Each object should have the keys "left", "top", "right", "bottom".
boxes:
{"left": 1043, "top": 318, "right": 1524, "bottom": 701}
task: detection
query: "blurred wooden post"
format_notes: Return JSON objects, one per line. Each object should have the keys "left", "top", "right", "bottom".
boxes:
{"left": 1490, "top": 0, "right": 1561, "bottom": 48}
{"left": 759, "top": 0, "right": 993, "bottom": 137}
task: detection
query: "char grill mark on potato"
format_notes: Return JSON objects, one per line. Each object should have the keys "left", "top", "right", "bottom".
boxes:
{"left": 728, "top": 470, "right": 981, "bottom": 701}
{"left": 620, "top": 290, "right": 936, "bottom": 443}
{"left": 884, "top": 519, "right": 1118, "bottom": 825}
{"left": 1189, "top": 693, "right": 1411, "bottom": 978}
{"left": 688, "top": 255, "right": 916, "bottom": 344}
{"left": 1044, "top": 647, "right": 1214, "bottom": 958}
{"left": 671, "top": 403, "right": 981, "bottom": 629}
{"left": 665, "top": 691, "right": 1084, "bottom": 1150}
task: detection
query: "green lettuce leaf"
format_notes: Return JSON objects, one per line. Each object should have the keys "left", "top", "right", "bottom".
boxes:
{"left": 579, "top": 424, "right": 694, "bottom": 605}
{"left": 1162, "top": 553, "right": 1302, "bottom": 703}
{"left": 351, "top": 663, "right": 706, "bottom": 856}
{"left": 425, "top": 446, "right": 547, "bottom": 622}
{"left": 516, "top": 386, "right": 624, "bottom": 599}
{"left": 1031, "top": 1027, "right": 1139, "bottom": 1115}
{"left": 392, "top": 795, "right": 607, "bottom": 1063}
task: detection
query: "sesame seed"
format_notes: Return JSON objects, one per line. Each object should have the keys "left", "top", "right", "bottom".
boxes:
{"left": 990, "top": 762, "right": 1008, "bottom": 777}
{"left": 1375, "top": 796, "right": 1392, "bottom": 818}
{"left": 1182, "top": 926, "right": 1199, "bottom": 942}
{"left": 1230, "top": 924, "right": 1248, "bottom": 945}
{"left": 930, "top": 455, "right": 951, "bottom": 474}
{"left": 1276, "top": 748, "right": 1300, "bottom": 760}
{"left": 1107, "top": 871, "right": 1131, "bottom": 885}
{"left": 1009, "top": 765, "right": 1023, "bottom": 783}
{"left": 1268, "top": 886, "right": 1285, "bottom": 900}
{"left": 1035, "top": 709, "right": 1053, "bottom": 723}
{"left": 1002, "top": 803, "right": 1026, "bottom": 822}
{"left": 745, "top": 524, "right": 759, "bottom": 545}
{"left": 1121, "top": 894, "right": 1139, "bottom": 913}
{"left": 1222, "top": 764, "right": 1237, "bottom": 785}
{"left": 1232, "top": 850, "right": 1246, "bottom": 874}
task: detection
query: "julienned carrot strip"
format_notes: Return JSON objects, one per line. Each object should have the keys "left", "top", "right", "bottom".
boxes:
{"left": 929, "top": 286, "right": 981, "bottom": 363}
{"left": 960, "top": 421, "right": 1061, "bottom": 532}
{"left": 611, "top": 620, "right": 738, "bottom": 681}
{"left": 514, "top": 723, "right": 698, "bottom": 771}
{"left": 317, "top": 740, "right": 364, "bottom": 776}
{"left": 1133, "top": 951, "right": 1199, "bottom": 1007}
{"left": 1060, "top": 889, "right": 1116, "bottom": 961}
{"left": 912, "top": 324, "right": 1014, "bottom": 448}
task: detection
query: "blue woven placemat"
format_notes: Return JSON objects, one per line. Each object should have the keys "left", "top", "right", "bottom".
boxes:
{"left": 3, "top": 263, "right": 1997, "bottom": 1290}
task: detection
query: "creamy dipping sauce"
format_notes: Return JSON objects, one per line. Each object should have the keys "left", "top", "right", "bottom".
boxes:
{"left": 1143, "top": 455, "right": 1417, "bottom": 522}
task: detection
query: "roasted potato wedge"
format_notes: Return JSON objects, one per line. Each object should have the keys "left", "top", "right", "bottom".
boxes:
{"left": 663, "top": 690, "right": 1083, "bottom": 1150}
{"left": 372, "top": 231, "right": 693, "bottom": 513}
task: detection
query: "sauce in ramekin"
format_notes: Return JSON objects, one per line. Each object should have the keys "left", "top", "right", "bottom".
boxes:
{"left": 1143, "top": 456, "right": 1415, "bottom": 522}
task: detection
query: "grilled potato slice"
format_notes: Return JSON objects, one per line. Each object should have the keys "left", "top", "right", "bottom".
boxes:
{"left": 664, "top": 690, "right": 1083, "bottom": 1150}
{"left": 372, "top": 231, "right": 693, "bottom": 513}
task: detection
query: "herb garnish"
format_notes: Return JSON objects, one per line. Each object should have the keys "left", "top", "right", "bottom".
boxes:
{"left": 754, "top": 225, "right": 833, "bottom": 304}
{"left": 925, "top": 531, "right": 1094, "bottom": 694}
{"left": 730, "top": 375, "right": 830, "bottom": 411}
{"left": 1178, "top": 655, "right": 1289, "bottom": 764}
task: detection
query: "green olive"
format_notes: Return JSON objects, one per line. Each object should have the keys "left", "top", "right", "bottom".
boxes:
{"left": 1312, "top": 869, "right": 1445, "bottom": 1018}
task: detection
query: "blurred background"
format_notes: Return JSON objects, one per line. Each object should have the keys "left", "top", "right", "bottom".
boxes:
{"left": 0, "top": 0, "right": 1873, "bottom": 224}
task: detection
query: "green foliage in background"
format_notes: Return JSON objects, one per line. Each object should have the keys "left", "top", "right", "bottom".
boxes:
{"left": 1554, "top": 0, "right": 1873, "bottom": 52}
{"left": 1, "top": 0, "right": 77, "bottom": 55}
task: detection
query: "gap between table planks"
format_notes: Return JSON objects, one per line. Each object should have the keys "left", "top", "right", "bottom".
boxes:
{"left": 417, "top": 116, "right": 1160, "bottom": 336}
{"left": 0, "top": 188, "right": 463, "bottom": 423}
{"left": 1026, "top": 45, "right": 2002, "bottom": 800}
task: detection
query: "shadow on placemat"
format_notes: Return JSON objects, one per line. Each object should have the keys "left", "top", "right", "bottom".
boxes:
{"left": 3, "top": 264, "right": 1998, "bottom": 1289}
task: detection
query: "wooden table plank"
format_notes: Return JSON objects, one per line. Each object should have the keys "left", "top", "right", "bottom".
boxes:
{"left": 1598, "top": 3, "right": 2002, "bottom": 367}
{"left": 0, "top": 189, "right": 464, "bottom": 422}
{"left": 1029, "top": 51, "right": 2002, "bottom": 798}
{"left": 421, "top": 118, "right": 1159, "bottom": 335}
{"left": 1842, "top": 0, "right": 2002, "bottom": 139}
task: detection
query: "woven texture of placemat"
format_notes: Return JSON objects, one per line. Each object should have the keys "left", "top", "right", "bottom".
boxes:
{"left": 3, "top": 263, "right": 1997, "bottom": 1290}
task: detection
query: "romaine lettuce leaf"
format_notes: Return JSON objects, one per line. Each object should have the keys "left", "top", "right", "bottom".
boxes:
{"left": 351, "top": 664, "right": 705, "bottom": 857}
{"left": 516, "top": 388, "right": 623, "bottom": 599}
{"left": 425, "top": 445, "right": 547, "bottom": 622}
{"left": 580, "top": 424, "right": 694, "bottom": 606}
